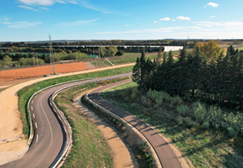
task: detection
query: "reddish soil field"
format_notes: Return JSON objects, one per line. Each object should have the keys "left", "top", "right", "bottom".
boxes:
{"left": 0, "top": 62, "right": 88, "bottom": 82}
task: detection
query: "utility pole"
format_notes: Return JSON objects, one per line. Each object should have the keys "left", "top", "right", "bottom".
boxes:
{"left": 32, "top": 52, "right": 35, "bottom": 65}
{"left": 99, "top": 47, "right": 100, "bottom": 58}
{"left": 49, "top": 34, "right": 56, "bottom": 74}
{"left": 36, "top": 52, "right": 38, "bottom": 66}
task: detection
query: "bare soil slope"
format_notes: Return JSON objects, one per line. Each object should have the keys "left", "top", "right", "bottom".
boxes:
{"left": 0, "top": 62, "right": 88, "bottom": 82}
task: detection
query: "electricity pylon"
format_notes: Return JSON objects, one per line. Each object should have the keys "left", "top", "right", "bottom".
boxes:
{"left": 49, "top": 34, "right": 56, "bottom": 75}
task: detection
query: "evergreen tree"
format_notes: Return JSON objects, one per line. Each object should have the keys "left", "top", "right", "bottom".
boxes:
{"left": 162, "top": 52, "right": 167, "bottom": 67}
{"left": 190, "top": 46, "right": 203, "bottom": 98}
{"left": 132, "top": 57, "right": 141, "bottom": 84}
{"left": 178, "top": 45, "right": 187, "bottom": 63}
{"left": 139, "top": 49, "right": 146, "bottom": 88}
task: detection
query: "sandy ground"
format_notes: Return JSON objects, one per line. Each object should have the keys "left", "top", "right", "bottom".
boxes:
{"left": 0, "top": 63, "right": 135, "bottom": 166}
{"left": 73, "top": 91, "right": 139, "bottom": 168}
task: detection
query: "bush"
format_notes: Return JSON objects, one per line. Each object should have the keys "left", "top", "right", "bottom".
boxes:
{"left": 176, "top": 115, "right": 184, "bottom": 125}
{"left": 184, "top": 117, "right": 193, "bottom": 127}
{"left": 116, "top": 50, "right": 124, "bottom": 56}
{"left": 170, "top": 95, "right": 183, "bottom": 106}
{"left": 177, "top": 104, "right": 190, "bottom": 116}
{"left": 193, "top": 102, "right": 207, "bottom": 124}
{"left": 228, "top": 127, "right": 238, "bottom": 137}
{"left": 203, "top": 121, "right": 210, "bottom": 129}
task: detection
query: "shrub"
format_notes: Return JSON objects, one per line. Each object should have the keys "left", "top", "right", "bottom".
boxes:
{"left": 177, "top": 104, "right": 190, "bottom": 116}
{"left": 170, "top": 95, "right": 183, "bottom": 106}
{"left": 131, "top": 92, "right": 137, "bottom": 100}
{"left": 176, "top": 116, "right": 184, "bottom": 125}
{"left": 203, "top": 121, "right": 210, "bottom": 129}
{"left": 124, "top": 96, "right": 130, "bottom": 102}
{"left": 193, "top": 103, "right": 207, "bottom": 124}
{"left": 155, "top": 97, "right": 163, "bottom": 105}
{"left": 141, "top": 96, "right": 147, "bottom": 104}
{"left": 228, "top": 127, "right": 238, "bottom": 137}
{"left": 184, "top": 117, "right": 193, "bottom": 127}
{"left": 207, "top": 105, "right": 223, "bottom": 129}
{"left": 131, "top": 103, "right": 140, "bottom": 109}
{"left": 131, "top": 87, "right": 139, "bottom": 100}
{"left": 153, "top": 104, "right": 160, "bottom": 109}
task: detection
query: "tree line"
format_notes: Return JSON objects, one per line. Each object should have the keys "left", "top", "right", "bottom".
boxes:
{"left": 133, "top": 43, "right": 243, "bottom": 111}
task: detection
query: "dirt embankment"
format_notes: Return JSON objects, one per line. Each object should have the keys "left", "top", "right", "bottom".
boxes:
{"left": 0, "top": 62, "right": 88, "bottom": 82}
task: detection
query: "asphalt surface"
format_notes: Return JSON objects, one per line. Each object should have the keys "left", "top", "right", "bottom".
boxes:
{"left": 88, "top": 80, "right": 183, "bottom": 168}
{"left": 0, "top": 73, "right": 131, "bottom": 168}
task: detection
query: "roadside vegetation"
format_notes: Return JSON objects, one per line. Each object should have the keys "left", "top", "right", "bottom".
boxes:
{"left": 54, "top": 77, "right": 129, "bottom": 168}
{"left": 17, "top": 66, "right": 133, "bottom": 136}
{"left": 100, "top": 81, "right": 243, "bottom": 168}
{"left": 98, "top": 43, "right": 243, "bottom": 167}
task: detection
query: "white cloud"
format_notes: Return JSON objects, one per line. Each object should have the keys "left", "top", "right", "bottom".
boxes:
{"left": 56, "top": 19, "right": 97, "bottom": 27}
{"left": 207, "top": 2, "right": 219, "bottom": 8}
{"left": 17, "top": 0, "right": 112, "bottom": 14}
{"left": 176, "top": 16, "right": 191, "bottom": 20}
{"left": 0, "top": 16, "right": 11, "bottom": 22}
{"left": 154, "top": 21, "right": 159, "bottom": 23}
{"left": 56, "top": 0, "right": 66, "bottom": 3}
{"left": 126, "top": 24, "right": 131, "bottom": 26}
{"left": 193, "top": 21, "right": 243, "bottom": 30}
{"left": 18, "top": 5, "right": 39, "bottom": 11}
{"left": 189, "top": 26, "right": 201, "bottom": 29}
{"left": 97, "top": 27, "right": 184, "bottom": 34}
{"left": 40, "top": 7, "right": 49, "bottom": 10}
{"left": 18, "top": 0, "right": 78, "bottom": 6}
{"left": 68, "top": 0, "right": 78, "bottom": 4}
{"left": 210, "top": 15, "right": 216, "bottom": 18}
{"left": 172, "top": 19, "right": 176, "bottom": 21}
{"left": 160, "top": 17, "right": 171, "bottom": 21}
{"left": 204, "top": 6, "right": 207, "bottom": 8}
{"left": 2, "top": 21, "right": 42, "bottom": 28}
{"left": 18, "top": 0, "right": 55, "bottom": 6}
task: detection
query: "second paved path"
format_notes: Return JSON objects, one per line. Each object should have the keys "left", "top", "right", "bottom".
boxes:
{"left": 88, "top": 79, "right": 183, "bottom": 168}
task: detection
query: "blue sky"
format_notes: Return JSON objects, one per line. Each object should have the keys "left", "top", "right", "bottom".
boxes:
{"left": 1, "top": 0, "right": 243, "bottom": 41}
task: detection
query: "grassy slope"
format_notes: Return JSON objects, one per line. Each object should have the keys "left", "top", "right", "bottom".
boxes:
{"left": 18, "top": 66, "right": 133, "bottom": 136}
{"left": 54, "top": 77, "right": 130, "bottom": 168}
{"left": 100, "top": 81, "right": 243, "bottom": 168}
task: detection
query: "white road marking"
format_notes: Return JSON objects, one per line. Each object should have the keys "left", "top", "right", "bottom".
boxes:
{"left": 36, "top": 134, "right": 38, "bottom": 143}
{"left": 32, "top": 100, "right": 34, "bottom": 104}
{"left": 33, "top": 113, "right": 35, "bottom": 118}
{"left": 35, "top": 122, "right": 38, "bottom": 128}
{"left": 31, "top": 106, "right": 33, "bottom": 110}
{"left": 33, "top": 94, "right": 54, "bottom": 167}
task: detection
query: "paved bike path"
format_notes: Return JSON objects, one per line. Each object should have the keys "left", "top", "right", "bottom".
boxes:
{"left": 88, "top": 79, "right": 182, "bottom": 168}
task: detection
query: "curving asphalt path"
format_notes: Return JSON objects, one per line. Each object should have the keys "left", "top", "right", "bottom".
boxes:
{"left": 0, "top": 73, "right": 131, "bottom": 168}
{"left": 88, "top": 80, "right": 183, "bottom": 168}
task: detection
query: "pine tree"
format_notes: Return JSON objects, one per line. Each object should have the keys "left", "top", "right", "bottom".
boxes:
{"left": 139, "top": 49, "right": 146, "bottom": 88}
{"left": 190, "top": 46, "right": 202, "bottom": 98}
{"left": 162, "top": 52, "right": 167, "bottom": 67}
{"left": 132, "top": 57, "right": 141, "bottom": 84}
{"left": 178, "top": 45, "right": 187, "bottom": 63}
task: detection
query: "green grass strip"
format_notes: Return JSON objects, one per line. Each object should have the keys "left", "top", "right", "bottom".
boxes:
{"left": 18, "top": 66, "right": 133, "bottom": 137}
{"left": 54, "top": 77, "right": 129, "bottom": 168}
